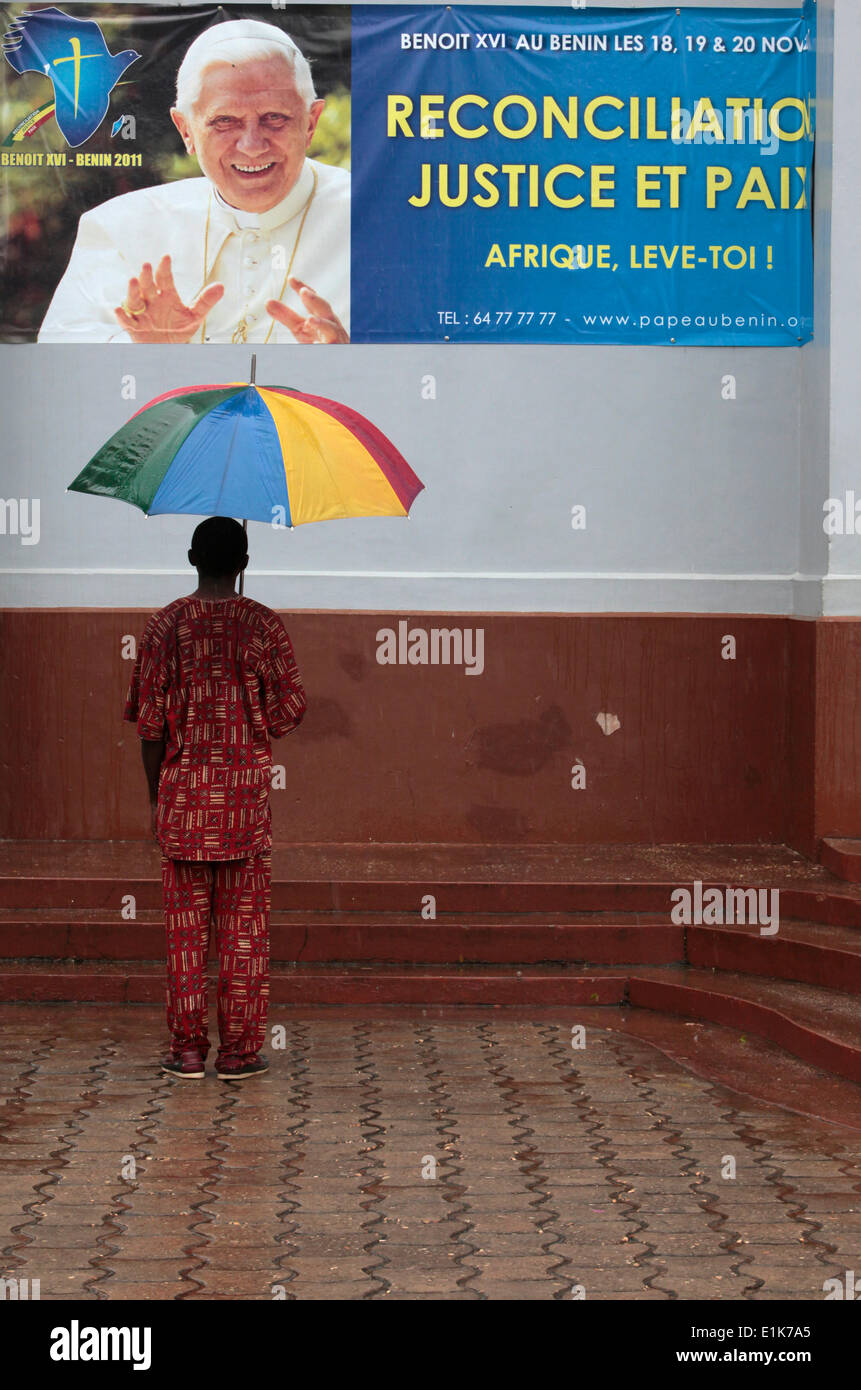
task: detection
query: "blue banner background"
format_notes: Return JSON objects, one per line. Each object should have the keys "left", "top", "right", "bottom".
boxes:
{"left": 351, "top": 3, "right": 815, "bottom": 345}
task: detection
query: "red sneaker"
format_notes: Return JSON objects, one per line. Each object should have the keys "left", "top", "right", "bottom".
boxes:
{"left": 216, "top": 1054, "right": 269, "bottom": 1081}
{"left": 161, "top": 1047, "right": 206, "bottom": 1079}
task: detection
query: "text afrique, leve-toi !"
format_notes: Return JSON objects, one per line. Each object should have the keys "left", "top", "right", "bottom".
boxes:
{"left": 482, "top": 244, "right": 774, "bottom": 271}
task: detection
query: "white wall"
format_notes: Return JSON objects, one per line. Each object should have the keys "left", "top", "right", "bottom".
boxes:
{"left": 1, "top": 0, "right": 840, "bottom": 614}
{"left": 823, "top": 0, "right": 861, "bottom": 614}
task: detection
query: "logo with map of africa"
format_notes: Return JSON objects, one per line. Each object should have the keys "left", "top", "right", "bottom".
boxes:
{"left": 2, "top": 7, "right": 138, "bottom": 147}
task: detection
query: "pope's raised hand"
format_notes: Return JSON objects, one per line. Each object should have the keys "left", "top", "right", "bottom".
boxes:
{"left": 114, "top": 255, "right": 225, "bottom": 344}
{"left": 266, "top": 277, "right": 349, "bottom": 344}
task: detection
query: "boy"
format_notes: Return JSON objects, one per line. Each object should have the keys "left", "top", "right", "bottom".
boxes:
{"left": 124, "top": 516, "right": 306, "bottom": 1079}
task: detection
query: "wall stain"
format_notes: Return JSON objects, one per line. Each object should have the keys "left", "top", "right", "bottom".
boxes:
{"left": 297, "top": 697, "right": 352, "bottom": 741}
{"left": 338, "top": 652, "right": 367, "bottom": 682}
{"left": 467, "top": 705, "right": 572, "bottom": 776}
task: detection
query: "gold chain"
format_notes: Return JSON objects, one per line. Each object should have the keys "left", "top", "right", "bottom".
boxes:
{"left": 197, "top": 168, "right": 319, "bottom": 345}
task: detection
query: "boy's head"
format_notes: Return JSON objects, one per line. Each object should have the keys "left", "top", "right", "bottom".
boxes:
{"left": 189, "top": 516, "right": 249, "bottom": 579}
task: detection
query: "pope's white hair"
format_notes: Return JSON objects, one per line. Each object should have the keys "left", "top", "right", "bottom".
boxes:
{"left": 175, "top": 19, "right": 317, "bottom": 114}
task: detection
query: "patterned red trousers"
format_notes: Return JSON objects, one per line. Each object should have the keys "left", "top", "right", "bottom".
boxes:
{"left": 161, "top": 852, "right": 271, "bottom": 1063}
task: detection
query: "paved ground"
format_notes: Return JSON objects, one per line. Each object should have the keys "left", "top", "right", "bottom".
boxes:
{"left": 2, "top": 1005, "right": 860, "bottom": 1301}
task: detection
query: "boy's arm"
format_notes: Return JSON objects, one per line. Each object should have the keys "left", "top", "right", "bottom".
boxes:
{"left": 262, "top": 618, "right": 307, "bottom": 739}
{"left": 124, "top": 611, "right": 171, "bottom": 838}
{"left": 140, "top": 738, "right": 166, "bottom": 838}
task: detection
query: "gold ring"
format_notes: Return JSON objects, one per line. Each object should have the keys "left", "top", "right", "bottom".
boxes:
{"left": 122, "top": 300, "right": 146, "bottom": 318}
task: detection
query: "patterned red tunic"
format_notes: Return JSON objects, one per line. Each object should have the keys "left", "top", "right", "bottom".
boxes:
{"left": 124, "top": 595, "right": 306, "bottom": 861}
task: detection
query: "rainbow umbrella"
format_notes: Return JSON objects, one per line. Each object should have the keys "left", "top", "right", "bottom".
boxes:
{"left": 68, "top": 371, "right": 424, "bottom": 529}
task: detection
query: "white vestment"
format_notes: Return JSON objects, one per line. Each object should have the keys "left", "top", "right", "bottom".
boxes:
{"left": 38, "top": 157, "right": 350, "bottom": 343}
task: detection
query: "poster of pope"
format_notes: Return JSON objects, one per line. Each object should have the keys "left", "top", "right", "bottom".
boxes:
{"left": 0, "top": 7, "right": 350, "bottom": 344}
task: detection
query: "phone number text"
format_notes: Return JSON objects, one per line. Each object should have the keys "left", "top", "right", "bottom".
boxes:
{"left": 438, "top": 310, "right": 557, "bottom": 327}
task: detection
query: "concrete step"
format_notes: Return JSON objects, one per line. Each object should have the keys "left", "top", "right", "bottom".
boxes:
{"left": 0, "top": 960, "right": 631, "bottom": 1006}
{"left": 0, "top": 909, "right": 681, "bottom": 964}
{"left": 2, "top": 875, "right": 859, "bottom": 926}
{"left": 820, "top": 837, "right": 861, "bottom": 883}
{"left": 627, "top": 967, "right": 861, "bottom": 1085}
{"left": 0, "top": 875, "right": 728, "bottom": 913}
{"left": 3, "top": 913, "right": 861, "bottom": 990}
{"left": 606, "top": 1009, "right": 861, "bottom": 1133}
{"left": 689, "top": 919, "right": 861, "bottom": 995}
{"left": 2, "top": 962, "right": 861, "bottom": 1086}
{"left": 0, "top": 843, "right": 856, "bottom": 921}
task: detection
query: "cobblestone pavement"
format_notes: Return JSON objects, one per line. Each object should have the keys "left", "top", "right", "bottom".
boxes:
{"left": 1, "top": 1005, "right": 860, "bottom": 1301}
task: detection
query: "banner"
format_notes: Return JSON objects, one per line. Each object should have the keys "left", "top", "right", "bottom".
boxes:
{"left": 0, "top": 3, "right": 814, "bottom": 346}
{"left": 0, "top": 3, "right": 351, "bottom": 344}
{"left": 352, "top": 3, "right": 815, "bottom": 345}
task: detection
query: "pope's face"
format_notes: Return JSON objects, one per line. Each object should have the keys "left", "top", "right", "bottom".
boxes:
{"left": 171, "top": 56, "right": 324, "bottom": 213}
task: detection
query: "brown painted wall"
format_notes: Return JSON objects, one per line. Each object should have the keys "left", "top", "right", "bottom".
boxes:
{"left": 786, "top": 618, "right": 817, "bottom": 859}
{"left": 814, "top": 619, "right": 861, "bottom": 843}
{"left": 0, "top": 609, "right": 856, "bottom": 848}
